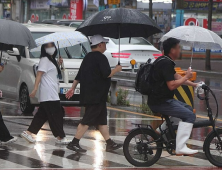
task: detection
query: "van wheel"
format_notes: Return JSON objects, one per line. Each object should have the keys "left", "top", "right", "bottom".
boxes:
{"left": 20, "top": 85, "right": 35, "bottom": 114}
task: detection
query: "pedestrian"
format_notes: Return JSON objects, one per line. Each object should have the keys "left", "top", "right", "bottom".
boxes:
{"left": 66, "top": 35, "right": 123, "bottom": 153}
{"left": 21, "top": 42, "right": 70, "bottom": 144}
{"left": 148, "top": 38, "right": 199, "bottom": 156}
{"left": 0, "top": 63, "right": 17, "bottom": 145}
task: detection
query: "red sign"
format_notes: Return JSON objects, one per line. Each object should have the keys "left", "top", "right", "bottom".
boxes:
{"left": 184, "top": 17, "right": 222, "bottom": 34}
{"left": 63, "top": 14, "right": 67, "bottom": 19}
{"left": 69, "top": 0, "right": 83, "bottom": 20}
{"left": 35, "top": 14, "right": 39, "bottom": 21}
{"left": 31, "top": 14, "right": 35, "bottom": 22}
{"left": 184, "top": 18, "right": 199, "bottom": 26}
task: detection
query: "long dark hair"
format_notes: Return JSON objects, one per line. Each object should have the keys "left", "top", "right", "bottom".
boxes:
{"left": 40, "top": 42, "right": 62, "bottom": 79}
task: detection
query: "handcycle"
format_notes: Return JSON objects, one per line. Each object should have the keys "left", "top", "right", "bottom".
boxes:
{"left": 123, "top": 84, "right": 222, "bottom": 167}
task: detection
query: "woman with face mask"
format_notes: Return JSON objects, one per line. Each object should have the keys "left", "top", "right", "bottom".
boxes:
{"left": 21, "top": 42, "right": 70, "bottom": 145}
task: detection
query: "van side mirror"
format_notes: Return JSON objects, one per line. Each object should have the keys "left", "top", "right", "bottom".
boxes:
{"left": 7, "top": 48, "right": 21, "bottom": 62}
{"left": 7, "top": 48, "right": 20, "bottom": 56}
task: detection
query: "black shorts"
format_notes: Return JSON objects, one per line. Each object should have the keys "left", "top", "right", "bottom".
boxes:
{"left": 81, "top": 102, "right": 107, "bottom": 126}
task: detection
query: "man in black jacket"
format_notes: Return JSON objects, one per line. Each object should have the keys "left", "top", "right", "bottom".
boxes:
{"left": 66, "top": 35, "right": 122, "bottom": 153}
{"left": 0, "top": 64, "right": 17, "bottom": 145}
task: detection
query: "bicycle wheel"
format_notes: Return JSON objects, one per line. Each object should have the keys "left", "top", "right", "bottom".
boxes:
{"left": 204, "top": 129, "right": 222, "bottom": 167}
{"left": 123, "top": 128, "right": 163, "bottom": 167}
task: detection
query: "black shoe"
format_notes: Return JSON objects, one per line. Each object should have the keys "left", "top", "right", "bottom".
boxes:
{"left": 106, "top": 140, "right": 123, "bottom": 152}
{"left": 67, "top": 142, "right": 87, "bottom": 153}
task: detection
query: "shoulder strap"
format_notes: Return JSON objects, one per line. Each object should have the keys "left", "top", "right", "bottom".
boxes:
{"left": 153, "top": 56, "right": 175, "bottom": 66}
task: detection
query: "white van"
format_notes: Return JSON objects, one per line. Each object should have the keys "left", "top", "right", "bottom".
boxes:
{"left": 0, "top": 24, "right": 91, "bottom": 113}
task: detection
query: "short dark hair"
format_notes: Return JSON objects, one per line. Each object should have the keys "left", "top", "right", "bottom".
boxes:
{"left": 163, "top": 38, "right": 180, "bottom": 56}
{"left": 91, "top": 44, "right": 98, "bottom": 49}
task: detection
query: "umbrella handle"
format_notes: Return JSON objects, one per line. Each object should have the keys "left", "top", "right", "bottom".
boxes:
{"left": 118, "top": 61, "right": 120, "bottom": 65}
{"left": 57, "top": 41, "right": 63, "bottom": 70}
{"left": 0, "top": 51, "right": 2, "bottom": 63}
{"left": 57, "top": 41, "right": 61, "bottom": 57}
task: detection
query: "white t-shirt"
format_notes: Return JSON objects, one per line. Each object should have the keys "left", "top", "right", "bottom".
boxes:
{"left": 38, "top": 57, "right": 60, "bottom": 102}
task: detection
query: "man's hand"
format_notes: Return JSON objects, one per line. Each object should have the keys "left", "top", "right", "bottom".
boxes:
{"left": 30, "top": 89, "right": 37, "bottom": 98}
{"left": 58, "top": 56, "right": 63, "bottom": 66}
{"left": 115, "top": 65, "right": 122, "bottom": 72}
{"left": 66, "top": 89, "right": 74, "bottom": 99}
{"left": 185, "top": 67, "right": 193, "bottom": 79}
{"left": 0, "top": 65, "right": 4, "bottom": 72}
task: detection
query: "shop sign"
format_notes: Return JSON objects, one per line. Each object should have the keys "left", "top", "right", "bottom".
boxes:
{"left": 0, "top": 0, "right": 11, "bottom": 3}
{"left": 108, "top": 0, "right": 120, "bottom": 4}
{"left": 184, "top": 18, "right": 222, "bottom": 33}
{"left": 184, "top": 17, "right": 222, "bottom": 35}
{"left": 193, "top": 48, "right": 222, "bottom": 53}
{"left": 30, "top": 0, "right": 50, "bottom": 9}
{"left": 47, "top": 0, "right": 69, "bottom": 7}
{"left": 172, "top": 0, "right": 222, "bottom": 2}
{"left": 172, "top": 1, "right": 221, "bottom": 10}
{"left": 69, "top": 0, "right": 83, "bottom": 20}
{"left": 183, "top": 1, "right": 219, "bottom": 10}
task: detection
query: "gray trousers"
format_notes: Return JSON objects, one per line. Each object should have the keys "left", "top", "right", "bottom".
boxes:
{"left": 149, "top": 99, "right": 196, "bottom": 124}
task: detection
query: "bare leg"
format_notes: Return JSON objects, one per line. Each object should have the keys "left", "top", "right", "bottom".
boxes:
{"left": 75, "top": 123, "right": 89, "bottom": 139}
{"left": 98, "top": 125, "right": 110, "bottom": 140}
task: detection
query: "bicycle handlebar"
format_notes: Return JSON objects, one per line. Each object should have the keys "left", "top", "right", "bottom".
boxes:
{"left": 197, "top": 84, "right": 219, "bottom": 121}
{"left": 197, "top": 84, "right": 209, "bottom": 100}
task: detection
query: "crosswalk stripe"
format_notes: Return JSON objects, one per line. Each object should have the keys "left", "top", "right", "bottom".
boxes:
{"left": 0, "top": 149, "right": 61, "bottom": 169}
{"left": 13, "top": 138, "right": 91, "bottom": 169}
{"left": 0, "top": 158, "right": 29, "bottom": 169}
{"left": 161, "top": 151, "right": 212, "bottom": 166}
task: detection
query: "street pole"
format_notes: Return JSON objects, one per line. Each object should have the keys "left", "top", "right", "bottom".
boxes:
{"left": 205, "top": 0, "right": 213, "bottom": 70}
{"left": 149, "top": 0, "right": 153, "bottom": 44}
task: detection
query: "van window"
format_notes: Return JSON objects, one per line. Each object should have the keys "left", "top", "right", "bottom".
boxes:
{"left": 111, "top": 37, "right": 151, "bottom": 45}
{"left": 30, "top": 32, "right": 91, "bottom": 59}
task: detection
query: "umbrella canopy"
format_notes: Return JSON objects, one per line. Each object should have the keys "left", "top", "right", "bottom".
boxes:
{"left": 76, "top": 8, "right": 162, "bottom": 38}
{"left": 160, "top": 26, "right": 222, "bottom": 50}
{"left": 30, "top": 31, "right": 88, "bottom": 52}
{"left": 0, "top": 19, "right": 36, "bottom": 49}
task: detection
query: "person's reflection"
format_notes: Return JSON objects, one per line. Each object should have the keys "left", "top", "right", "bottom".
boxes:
{"left": 52, "top": 149, "right": 65, "bottom": 157}
{"left": 66, "top": 153, "right": 82, "bottom": 161}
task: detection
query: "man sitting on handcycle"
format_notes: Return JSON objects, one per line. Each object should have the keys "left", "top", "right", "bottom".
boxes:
{"left": 148, "top": 38, "right": 199, "bottom": 156}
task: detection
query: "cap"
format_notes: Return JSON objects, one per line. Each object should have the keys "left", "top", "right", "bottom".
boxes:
{"left": 90, "top": 35, "right": 109, "bottom": 46}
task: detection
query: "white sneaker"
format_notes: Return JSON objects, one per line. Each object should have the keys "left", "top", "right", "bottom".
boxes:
{"left": 55, "top": 138, "right": 71, "bottom": 145}
{"left": 0, "top": 137, "right": 17, "bottom": 145}
{"left": 21, "top": 131, "right": 36, "bottom": 143}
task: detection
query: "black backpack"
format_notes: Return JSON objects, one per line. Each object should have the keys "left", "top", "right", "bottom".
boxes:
{"left": 135, "top": 56, "right": 166, "bottom": 95}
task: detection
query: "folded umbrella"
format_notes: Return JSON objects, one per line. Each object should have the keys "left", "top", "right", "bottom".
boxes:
{"left": 77, "top": 8, "right": 162, "bottom": 64}
{"left": 160, "top": 26, "right": 222, "bottom": 67}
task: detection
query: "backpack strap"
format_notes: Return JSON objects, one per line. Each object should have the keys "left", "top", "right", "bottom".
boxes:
{"left": 153, "top": 55, "right": 175, "bottom": 66}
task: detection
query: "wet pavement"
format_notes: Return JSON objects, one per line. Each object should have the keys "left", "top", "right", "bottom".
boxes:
{"left": 1, "top": 75, "right": 222, "bottom": 169}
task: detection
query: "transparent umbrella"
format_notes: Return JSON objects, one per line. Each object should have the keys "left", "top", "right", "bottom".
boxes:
{"left": 160, "top": 26, "right": 222, "bottom": 67}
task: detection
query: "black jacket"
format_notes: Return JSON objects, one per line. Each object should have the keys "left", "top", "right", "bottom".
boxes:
{"left": 75, "top": 51, "right": 111, "bottom": 105}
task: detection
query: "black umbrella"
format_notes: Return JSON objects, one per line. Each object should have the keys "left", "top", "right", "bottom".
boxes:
{"left": 77, "top": 8, "right": 162, "bottom": 64}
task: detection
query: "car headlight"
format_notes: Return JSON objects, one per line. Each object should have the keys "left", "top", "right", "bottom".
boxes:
{"left": 33, "top": 64, "right": 38, "bottom": 77}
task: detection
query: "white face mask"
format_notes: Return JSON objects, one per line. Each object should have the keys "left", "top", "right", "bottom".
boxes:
{"left": 45, "top": 47, "right": 55, "bottom": 55}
